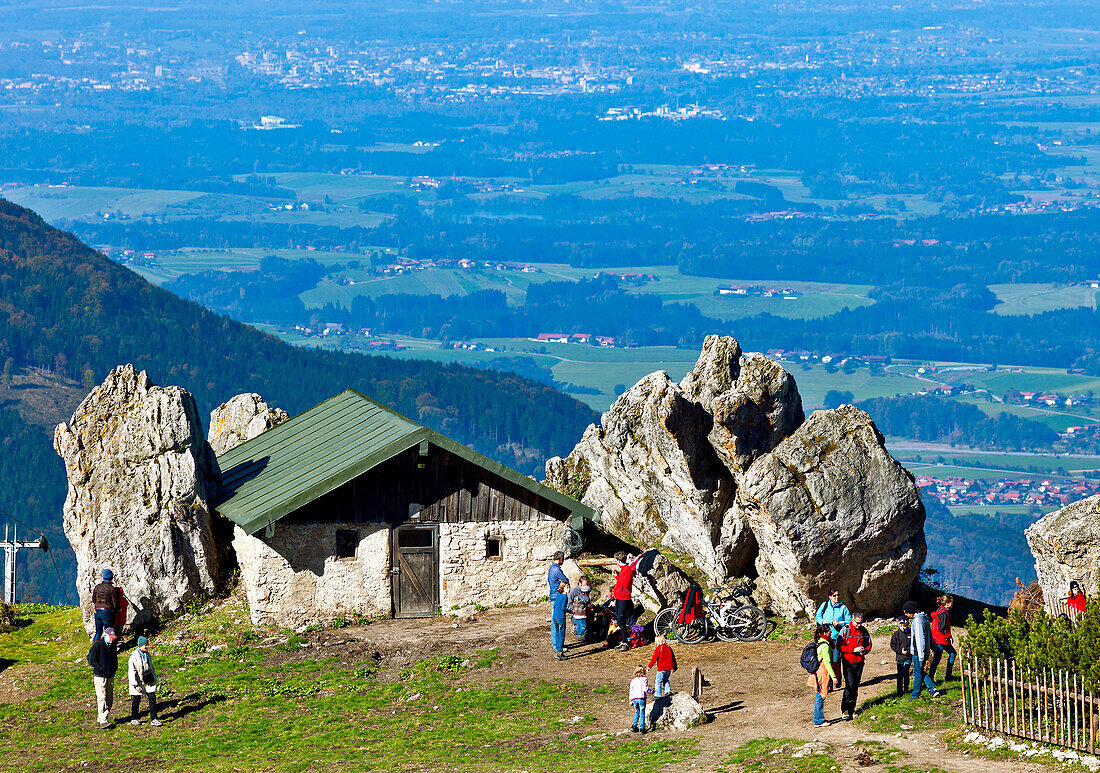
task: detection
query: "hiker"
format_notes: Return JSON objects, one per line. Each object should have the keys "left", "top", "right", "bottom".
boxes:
{"left": 127, "top": 636, "right": 162, "bottom": 726}
{"left": 904, "top": 601, "right": 941, "bottom": 700}
{"left": 806, "top": 623, "right": 840, "bottom": 727}
{"left": 548, "top": 551, "right": 568, "bottom": 595}
{"left": 87, "top": 627, "right": 120, "bottom": 729}
{"left": 91, "top": 568, "right": 118, "bottom": 643}
{"left": 611, "top": 551, "right": 635, "bottom": 652}
{"left": 551, "top": 579, "right": 570, "bottom": 661}
{"left": 815, "top": 588, "right": 851, "bottom": 687}
{"left": 647, "top": 633, "right": 677, "bottom": 697}
{"left": 890, "top": 616, "right": 912, "bottom": 696}
{"left": 1067, "top": 581, "right": 1087, "bottom": 623}
{"left": 567, "top": 575, "right": 591, "bottom": 644}
{"left": 628, "top": 664, "right": 653, "bottom": 734}
{"left": 838, "top": 610, "right": 872, "bottom": 721}
{"left": 929, "top": 594, "right": 956, "bottom": 681}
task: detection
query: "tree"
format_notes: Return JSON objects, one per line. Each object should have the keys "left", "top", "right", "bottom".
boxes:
{"left": 1, "top": 358, "right": 12, "bottom": 388}
{"left": 823, "top": 389, "right": 854, "bottom": 408}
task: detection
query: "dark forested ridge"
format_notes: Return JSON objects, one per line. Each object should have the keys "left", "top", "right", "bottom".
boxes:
{"left": 0, "top": 199, "right": 598, "bottom": 601}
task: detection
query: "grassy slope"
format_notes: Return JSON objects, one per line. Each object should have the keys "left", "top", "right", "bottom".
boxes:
{"left": 0, "top": 603, "right": 693, "bottom": 773}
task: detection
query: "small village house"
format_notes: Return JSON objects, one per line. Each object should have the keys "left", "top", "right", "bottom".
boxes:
{"left": 215, "top": 390, "right": 595, "bottom": 625}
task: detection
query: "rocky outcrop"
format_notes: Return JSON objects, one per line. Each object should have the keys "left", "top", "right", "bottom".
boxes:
{"left": 54, "top": 365, "right": 220, "bottom": 631}
{"left": 547, "top": 335, "right": 926, "bottom": 617}
{"left": 1026, "top": 494, "right": 1100, "bottom": 604}
{"left": 737, "top": 405, "right": 926, "bottom": 617}
{"left": 545, "top": 371, "right": 745, "bottom": 583}
{"left": 208, "top": 393, "right": 289, "bottom": 456}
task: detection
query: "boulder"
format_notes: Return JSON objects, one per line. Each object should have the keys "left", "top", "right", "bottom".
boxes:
{"left": 1026, "top": 494, "right": 1100, "bottom": 604}
{"left": 737, "top": 405, "right": 926, "bottom": 618}
{"left": 54, "top": 365, "right": 221, "bottom": 630}
{"left": 208, "top": 393, "right": 289, "bottom": 456}
{"left": 545, "top": 371, "right": 745, "bottom": 583}
{"left": 646, "top": 691, "right": 705, "bottom": 731}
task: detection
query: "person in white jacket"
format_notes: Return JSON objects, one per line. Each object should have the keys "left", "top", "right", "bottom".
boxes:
{"left": 127, "top": 636, "right": 161, "bottom": 726}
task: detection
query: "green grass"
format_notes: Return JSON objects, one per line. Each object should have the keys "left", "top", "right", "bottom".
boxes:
{"left": 4, "top": 186, "right": 203, "bottom": 221}
{"left": 719, "top": 738, "right": 838, "bottom": 773}
{"left": 855, "top": 678, "right": 964, "bottom": 734}
{"left": 0, "top": 602, "right": 696, "bottom": 772}
{"left": 988, "top": 283, "right": 1098, "bottom": 316}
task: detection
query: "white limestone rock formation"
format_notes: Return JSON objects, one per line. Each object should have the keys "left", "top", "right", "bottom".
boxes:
{"left": 547, "top": 336, "right": 926, "bottom": 617}
{"left": 54, "top": 365, "right": 220, "bottom": 630}
{"left": 1026, "top": 494, "right": 1100, "bottom": 603}
{"left": 647, "top": 692, "right": 705, "bottom": 731}
{"left": 545, "top": 371, "right": 744, "bottom": 583}
{"left": 208, "top": 393, "right": 289, "bottom": 456}
{"left": 737, "top": 405, "right": 926, "bottom": 617}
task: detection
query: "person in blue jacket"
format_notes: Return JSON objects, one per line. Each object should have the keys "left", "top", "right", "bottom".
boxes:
{"left": 815, "top": 588, "right": 851, "bottom": 687}
{"left": 550, "top": 580, "right": 570, "bottom": 661}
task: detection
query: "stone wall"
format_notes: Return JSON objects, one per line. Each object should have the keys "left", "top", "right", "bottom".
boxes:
{"left": 232, "top": 522, "right": 391, "bottom": 627}
{"left": 439, "top": 519, "right": 569, "bottom": 609}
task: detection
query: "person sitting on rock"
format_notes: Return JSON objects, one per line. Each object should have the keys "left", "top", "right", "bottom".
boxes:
{"left": 838, "top": 610, "right": 872, "bottom": 721}
{"left": 1067, "top": 581, "right": 1087, "bottom": 623}
{"left": 815, "top": 588, "right": 851, "bottom": 687}
{"left": 91, "top": 569, "right": 117, "bottom": 643}
{"left": 807, "top": 623, "right": 839, "bottom": 727}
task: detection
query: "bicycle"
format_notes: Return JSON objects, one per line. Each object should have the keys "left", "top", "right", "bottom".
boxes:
{"left": 653, "top": 586, "right": 767, "bottom": 643}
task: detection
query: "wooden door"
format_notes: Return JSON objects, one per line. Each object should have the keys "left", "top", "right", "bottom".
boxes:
{"left": 391, "top": 524, "right": 439, "bottom": 618}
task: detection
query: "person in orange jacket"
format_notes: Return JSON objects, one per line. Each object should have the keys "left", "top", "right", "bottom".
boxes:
{"left": 838, "top": 610, "right": 872, "bottom": 721}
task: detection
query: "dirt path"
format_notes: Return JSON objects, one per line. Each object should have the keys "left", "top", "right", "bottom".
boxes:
{"left": 314, "top": 605, "right": 1046, "bottom": 773}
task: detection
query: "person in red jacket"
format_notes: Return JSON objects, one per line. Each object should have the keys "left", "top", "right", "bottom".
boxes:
{"left": 1067, "top": 581, "right": 1087, "bottom": 623}
{"left": 611, "top": 551, "right": 634, "bottom": 652}
{"left": 929, "top": 594, "right": 956, "bottom": 681}
{"left": 647, "top": 634, "right": 678, "bottom": 697}
{"left": 838, "top": 610, "right": 872, "bottom": 721}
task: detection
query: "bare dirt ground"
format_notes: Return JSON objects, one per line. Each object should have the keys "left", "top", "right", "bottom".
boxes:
{"left": 300, "top": 604, "right": 1048, "bottom": 773}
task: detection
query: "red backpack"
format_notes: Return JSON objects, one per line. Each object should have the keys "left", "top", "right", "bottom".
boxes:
{"left": 677, "top": 586, "right": 703, "bottom": 625}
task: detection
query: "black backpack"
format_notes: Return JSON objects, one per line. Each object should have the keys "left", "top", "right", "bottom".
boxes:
{"left": 800, "top": 641, "right": 820, "bottom": 673}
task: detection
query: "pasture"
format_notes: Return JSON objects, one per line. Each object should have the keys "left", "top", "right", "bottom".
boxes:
{"left": 3, "top": 185, "right": 202, "bottom": 221}
{"left": 988, "top": 282, "right": 1098, "bottom": 315}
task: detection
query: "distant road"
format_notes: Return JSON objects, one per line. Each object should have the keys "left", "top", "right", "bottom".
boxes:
{"left": 887, "top": 440, "right": 1100, "bottom": 463}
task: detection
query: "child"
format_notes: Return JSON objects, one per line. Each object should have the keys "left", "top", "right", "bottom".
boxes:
{"left": 890, "top": 616, "right": 912, "bottom": 696}
{"left": 568, "top": 576, "right": 591, "bottom": 644}
{"left": 648, "top": 634, "right": 677, "bottom": 697}
{"left": 629, "top": 665, "right": 653, "bottom": 733}
{"left": 807, "top": 623, "right": 839, "bottom": 727}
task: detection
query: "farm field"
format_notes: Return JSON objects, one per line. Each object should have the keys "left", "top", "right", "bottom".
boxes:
{"left": 129, "top": 248, "right": 385, "bottom": 285}
{"left": 988, "top": 282, "right": 1098, "bottom": 315}
{"left": 953, "top": 395, "right": 1096, "bottom": 432}
{"left": 3, "top": 185, "right": 203, "bottom": 221}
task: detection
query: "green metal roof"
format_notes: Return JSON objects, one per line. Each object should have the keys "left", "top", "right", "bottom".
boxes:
{"left": 215, "top": 389, "right": 595, "bottom": 535}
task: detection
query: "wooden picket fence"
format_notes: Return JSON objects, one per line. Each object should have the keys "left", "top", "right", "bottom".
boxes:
{"left": 962, "top": 657, "right": 1100, "bottom": 753}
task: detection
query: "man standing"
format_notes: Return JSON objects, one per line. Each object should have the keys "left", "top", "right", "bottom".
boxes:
{"left": 87, "top": 627, "right": 120, "bottom": 728}
{"left": 838, "top": 610, "right": 872, "bottom": 720}
{"left": 91, "top": 569, "right": 117, "bottom": 642}
{"left": 547, "top": 551, "right": 568, "bottom": 595}
{"left": 904, "top": 601, "right": 942, "bottom": 701}
{"left": 611, "top": 551, "right": 634, "bottom": 651}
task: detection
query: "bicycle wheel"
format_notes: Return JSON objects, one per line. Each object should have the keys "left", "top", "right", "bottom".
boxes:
{"left": 714, "top": 604, "right": 741, "bottom": 643}
{"left": 653, "top": 607, "right": 679, "bottom": 642}
{"left": 727, "top": 605, "right": 767, "bottom": 642}
{"left": 675, "top": 617, "right": 708, "bottom": 645}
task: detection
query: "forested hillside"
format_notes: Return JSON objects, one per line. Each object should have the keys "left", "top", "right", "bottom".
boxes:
{"left": 0, "top": 199, "right": 598, "bottom": 602}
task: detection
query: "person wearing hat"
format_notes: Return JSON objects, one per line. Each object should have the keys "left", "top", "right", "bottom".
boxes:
{"left": 903, "top": 601, "right": 941, "bottom": 701}
{"left": 128, "top": 636, "right": 161, "bottom": 726}
{"left": 1067, "top": 581, "right": 1086, "bottom": 624}
{"left": 87, "top": 627, "right": 120, "bottom": 728}
{"left": 91, "top": 568, "right": 118, "bottom": 643}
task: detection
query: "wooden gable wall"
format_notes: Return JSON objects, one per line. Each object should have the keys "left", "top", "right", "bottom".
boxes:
{"left": 283, "top": 443, "right": 569, "bottom": 526}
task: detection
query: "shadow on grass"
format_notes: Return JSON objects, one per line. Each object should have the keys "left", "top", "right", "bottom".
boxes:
{"left": 158, "top": 692, "right": 228, "bottom": 722}
{"left": 0, "top": 657, "right": 14, "bottom": 675}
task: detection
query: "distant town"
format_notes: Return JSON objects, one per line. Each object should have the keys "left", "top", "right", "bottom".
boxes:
{"left": 918, "top": 475, "right": 1100, "bottom": 509}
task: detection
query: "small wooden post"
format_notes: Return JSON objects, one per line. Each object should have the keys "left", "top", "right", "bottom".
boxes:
{"left": 691, "top": 666, "right": 703, "bottom": 702}
{"left": 1011, "top": 660, "right": 1017, "bottom": 737}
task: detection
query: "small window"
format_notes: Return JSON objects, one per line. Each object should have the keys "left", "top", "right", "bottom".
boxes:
{"left": 486, "top": 536, "right": 502, "bottom": 560}
{"left": 335, "top": 530, "right": 358, "bottom": 560}
{"left": 398, "top": 528, "right": 434, "bottom": 548}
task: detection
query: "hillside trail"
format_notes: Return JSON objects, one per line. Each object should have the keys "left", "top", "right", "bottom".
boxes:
{"left": 316, "top": 604, "right": 1043, "bottom": 773}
